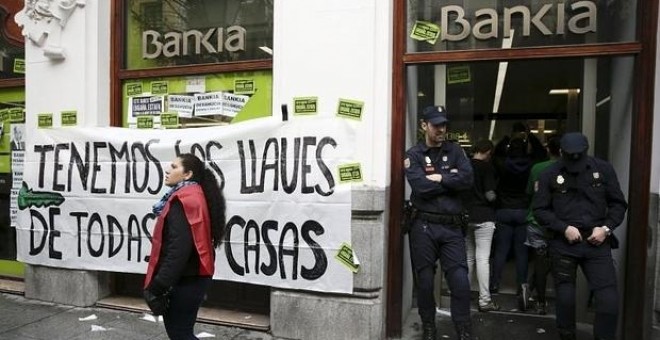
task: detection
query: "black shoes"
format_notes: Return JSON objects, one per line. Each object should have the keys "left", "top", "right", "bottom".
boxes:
{"left": 558, "top": 330, "right": 576, "bottom": 340}
{"left": 422, "top": 320, "right": 473, "bottom": 340}
{"left": 422, "top": 322, "right": 436, "bottom": 340}
{"left": 534, "top": 300, "right": 547, "bottom": 315}
{"left": 454, "top": 321, "right": 473, "bottom": 340}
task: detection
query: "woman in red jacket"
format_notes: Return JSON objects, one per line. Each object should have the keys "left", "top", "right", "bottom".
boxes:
{"left": 144, "top": 153, "right": 226, "bottom": 340}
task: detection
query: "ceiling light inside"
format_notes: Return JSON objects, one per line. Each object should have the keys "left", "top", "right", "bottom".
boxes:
{"left": 549, "top": 89, "right": 581, "bottom": 95}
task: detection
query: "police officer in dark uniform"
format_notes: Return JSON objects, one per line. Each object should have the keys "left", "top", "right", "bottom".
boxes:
{"left": 404, "top": 106, "right": 474, "bottom": 340}
{"left": 532, "top": 132, "right": 627, "bottom": 340}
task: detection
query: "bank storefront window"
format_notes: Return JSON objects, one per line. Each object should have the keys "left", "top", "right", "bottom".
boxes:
{"left": 0, "top": 89, "right": 24, "bottom": 279}
{"left": 124, "top": 0, "right": 273, "bottom": 70}
{"left": 121, "top": 70, "right": 273, "bottom": 128}
{"left": 119, "top": 0, "right": 274, "bottom": 128}
{"left": 0, "top": 3, "right": 24, "bottom": 79}
{"left": 112, "top": 0, "right": 273, "bottom": 315}
{"left": 0, "top": 3, "right": 25, "bottom": 280}
{"left": 407, "top": 0, "right": 637, "bottom": 53}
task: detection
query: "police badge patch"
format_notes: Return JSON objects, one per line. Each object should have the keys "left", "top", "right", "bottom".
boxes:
{"left": 404, "top": 158, "right": 410, "bottom": 168}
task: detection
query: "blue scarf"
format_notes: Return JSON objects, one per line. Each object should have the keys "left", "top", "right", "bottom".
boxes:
{"left": 152, "top": 180, "right": 197, "bottom": 216}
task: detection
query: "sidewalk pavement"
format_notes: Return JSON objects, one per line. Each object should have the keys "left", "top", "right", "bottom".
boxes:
{"left": 0, "top": 293, "right": 273, "bottom": 340}
{"left": 0, "top": 292, "right": 592, "bottom": 339}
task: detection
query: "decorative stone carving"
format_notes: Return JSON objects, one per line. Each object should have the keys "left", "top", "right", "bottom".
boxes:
{"left": 14, "top": 0, "right": 86, "bottom": 60}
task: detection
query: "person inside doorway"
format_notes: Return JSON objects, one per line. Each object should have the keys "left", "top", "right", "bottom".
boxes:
{"left": 532, "top": 132, "right": 627, "bottom": 340}
{"left": 404, "top": 105, "right": 474, "bottom": 340}
{"left": 491, "top": 135, "right": 534, "bottom": 310}
{"left": 524, "top": 134, "right": 561, "bottom": 315}
{"left": 463, "top": 139, "right": 499, "bottom": 312}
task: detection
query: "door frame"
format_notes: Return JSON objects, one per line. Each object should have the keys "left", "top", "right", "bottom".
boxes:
{"left": 386, "top": 0, "right": 658, "bottom": 338}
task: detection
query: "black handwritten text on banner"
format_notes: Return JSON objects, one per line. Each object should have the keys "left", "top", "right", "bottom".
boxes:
{"left": 16, "top": 118, "right": 355, "bottom": 293}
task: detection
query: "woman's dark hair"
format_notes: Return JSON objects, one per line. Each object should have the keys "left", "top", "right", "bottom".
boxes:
{"left": 506, "top": 136, "right": 529, "bottom": 158}
{"left": 546, "top": 135, "right": 561, "bottom": 157}
{"left": 179, "top": 153, "right": 226, "bottom": 248}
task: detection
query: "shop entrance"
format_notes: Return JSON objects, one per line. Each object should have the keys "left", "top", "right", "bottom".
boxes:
{"left": 403, "top": 56, "right": 632, "bottom": 324}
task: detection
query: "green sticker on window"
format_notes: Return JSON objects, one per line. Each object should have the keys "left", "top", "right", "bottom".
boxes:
{"left": 447, "top": 65, "right": 471, "bottom": 84}
{"left": 338, "top": 163, "right": 362, "bottom": 183}
{"left": 9, "top": 108, "right": 25, "bottom": 123}
{"left": 234, "top": 79, "right": 255, "bottom": 95}
{"left": 151, "top": 81, "right": 169, "bottom": 95}
{"left": 410, "top": 20, "right": 441, "bottom": 45}
{"left": 293, "top": 97, "right": 318, "bottom": 115}
{"left": 38, "top": 114, "right": 53, "bottom": 128}
{"left": 127, "top": 82, "right": 143, "bottom": 96}
{"left": 337, "top": 99, "right": 364, "bottom": 120}
{"left": 160, "top": 113, "right": 179, "bottom": 128}
{"left": 13, "top": 59, "right": 25, "bottom": 74}
{"left": 137, "top": 116, "right": 154, "bottom": 129}
{"left": 61, "top": 111, "right": 77, "bottom": 126}
{"left": 335, "top": 243, "right": 359, "bottom": 273}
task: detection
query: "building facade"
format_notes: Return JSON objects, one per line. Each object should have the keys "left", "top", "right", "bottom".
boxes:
{"left": 0, "top": 0, "right": 658, "bottom": 339}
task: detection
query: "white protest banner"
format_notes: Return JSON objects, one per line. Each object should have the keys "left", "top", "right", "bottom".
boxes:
{"left": 16, "top": 117, "right": 355, "bottom": 293}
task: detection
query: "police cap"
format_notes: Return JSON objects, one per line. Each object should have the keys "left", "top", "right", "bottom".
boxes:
{"left": 560, "top": 132, "right": 589, "bottom": 154}
{"left": 421, "top": 106, "right": 449, "bottom": 125}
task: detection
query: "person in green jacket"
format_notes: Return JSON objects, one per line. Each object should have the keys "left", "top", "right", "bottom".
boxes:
{"left": 524, "top": 135, "right": 560, "bottom": 314}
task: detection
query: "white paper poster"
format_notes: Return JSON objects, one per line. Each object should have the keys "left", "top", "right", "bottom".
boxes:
{"left": 222, "top": 93, "right": 249, "bottom": 117}
{"left": 194, "top": 92, "right": 223, "bottom": 116}
{"left": 167, "top": 95, "right": 194, "bottom": 118}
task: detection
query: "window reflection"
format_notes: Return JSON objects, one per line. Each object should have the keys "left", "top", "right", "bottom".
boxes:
{"left": 406, "top": 0, "right": 637, "bottom": 53}
{"left": 125, "top": 0, "right": 274, "bottom": 69}
{"left": 0, "top": 4, "right": 25, "bottom": 79}
{"left": 407, "top": 57, "right": 633, "bottom": 162}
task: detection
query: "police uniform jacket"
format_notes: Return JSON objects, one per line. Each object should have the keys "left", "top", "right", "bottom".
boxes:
{"left": 405, "top": 140, "right": 474, "bottom": 215}
{"left": 532, "top": 156, "right": 627, "bottom": 235}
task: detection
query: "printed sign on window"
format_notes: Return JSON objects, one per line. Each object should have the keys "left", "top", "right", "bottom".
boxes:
{"left": 234, "top": 79, "right": 255, "bottom": 95}
{"left": 410, "top": 21, "right": 441, "bottom": 45}
{"left": 126, "top": 83, "right": 143, "bottom": 96}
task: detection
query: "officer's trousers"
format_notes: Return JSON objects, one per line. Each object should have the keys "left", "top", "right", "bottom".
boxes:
{"left": 409, "top": 219, "right": 471, "bottom": 324}
{"left": 550, "top": 240, "right": 618, "bottom": 340}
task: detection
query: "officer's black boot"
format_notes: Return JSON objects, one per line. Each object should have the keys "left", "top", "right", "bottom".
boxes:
{"left": 558, "top": 329, "right": 577, "bottom": 340}
{"left": 421, "top": 321, "right": 436, "bottom": 340}
{"left": 454, "top": 321, "right": 473, "bottom": 340}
